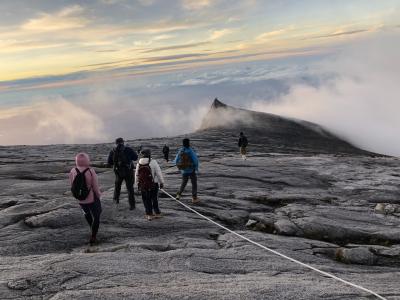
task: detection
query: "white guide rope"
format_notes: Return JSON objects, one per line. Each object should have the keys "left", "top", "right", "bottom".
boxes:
{"left": 160, "top": 189, "right": 386, "bottom": 300}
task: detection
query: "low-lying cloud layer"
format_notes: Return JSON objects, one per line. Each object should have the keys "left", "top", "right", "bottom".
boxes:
{"left": 0, "top": 98, "right": 105, "bottom": 145}
{"left": 1, "top": 32, "right": 399, "bottom": 157}
{"left": 252, "top": 33, "right": 400, "bottom": 156}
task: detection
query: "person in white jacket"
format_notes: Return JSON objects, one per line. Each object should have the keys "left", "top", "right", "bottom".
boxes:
{"left": 135, "top": 149, "right": 165, "bottom": 221}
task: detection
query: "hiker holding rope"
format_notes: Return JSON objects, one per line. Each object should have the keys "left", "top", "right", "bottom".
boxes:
{"left": 135, "top": 149, "right": 165, "bottom": 221}
{"left": 174, "top": 138, "right": 199, "bottom": 204}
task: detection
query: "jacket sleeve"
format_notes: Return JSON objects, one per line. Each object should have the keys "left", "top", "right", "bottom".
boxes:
{"left": 191, "top": 150, "right": 199, "bottom": 171}
{"left": 107, "top": 150, "right": 114, "bottom": 166}
{"left": 91, "top": 169, "right": 102, "bottom": 199}
{"left": 128, "top": 148, "right": 138, "bottom": 162}
{"left": 174, "top": 150, "right": 181, "bottom": 165}
{"left": 153, "top": 160, "right": 164, "bottom": 185}
{"left": 134, "top": 164, "right": 139, "bottom": 187}
{"left": 69, "top": 169, "right": 75, "bottom": 185}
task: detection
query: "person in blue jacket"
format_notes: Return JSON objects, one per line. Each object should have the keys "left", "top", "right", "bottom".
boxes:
{"left": 174, "top": 138, "right": 199, "bottom": 203}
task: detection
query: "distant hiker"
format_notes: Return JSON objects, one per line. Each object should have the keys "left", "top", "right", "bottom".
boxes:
{"left": 107, "top": 137, "right": 138, "bottom": 210}
{"left": 238, "top": 132, "right": 248, "bottom": 160}
{"left": 162, "top": 144, "right": 170, "bottom": 162}
{"left": 135, "top": 149, "right": 165, "bottom": 221}
{"left": 174, "top": 138, "right": 199, "bottom": 203}
{"left": 69, "top": 153, "right": 102, "bottom": 245}
{"left": 137, "top": 145, "right": 143, "bottom": 154}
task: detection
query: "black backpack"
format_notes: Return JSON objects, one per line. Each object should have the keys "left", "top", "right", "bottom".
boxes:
{"left": 113, "top": 147, "right": 131, "bottom": 177}
{"left": 71, "top": 168, "right": 91, "bottom": 200}
{"left": 137, "top": 162, "right": 155, "bottom": 191}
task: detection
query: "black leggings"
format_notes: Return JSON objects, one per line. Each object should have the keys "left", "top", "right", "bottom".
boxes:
{"left": 141, "top": 184, "right": 160, "bottom": 215}
{"left": 80, "top": 199, "right": 102, "bottom": 238}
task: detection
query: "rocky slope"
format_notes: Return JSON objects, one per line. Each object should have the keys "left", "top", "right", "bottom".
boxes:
{"left": 0, "top": 100, "right": 399, "bottom": 299}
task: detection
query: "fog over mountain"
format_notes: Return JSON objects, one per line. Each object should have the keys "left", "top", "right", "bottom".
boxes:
{"left": 1, "top": 33, "right": 399, "bottom": 156}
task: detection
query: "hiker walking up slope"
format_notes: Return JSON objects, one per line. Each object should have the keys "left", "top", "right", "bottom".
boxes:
{"left": 162, "top": 144, "right": 170, "bottom": 162}
{"left": 69, "top": 153, "right": 102, "bottom": 245}
{"left": 107, "top": 137, "right": 138, "bottom": 210}
{"left": 238, "top": 132, "right": 248, "bottom": 160}
{"left": 135, "top": 149, "right": 165, "bottom": 221}
{"left": 174, "top": 138, "right": 200, "bottom": 204}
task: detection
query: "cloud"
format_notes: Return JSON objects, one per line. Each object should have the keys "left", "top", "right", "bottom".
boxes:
{"left": 308, "top": 29, "right": 370, "bottom": 39}
{"left": 182, "top": 0, "right": 212, "bottom": 10}
{"left": 21, "top": 5, "right": 88, "bottom": 32}
{"left": 142, "top": 41, "right": 210, "bottom": 53}
{"left": 251, "top": 33, "right": 400, "bottom": 156}
{"left": 0, "top": 98, "right": 106, "bottom": 145}
{"left": 143, "top": 53, "right": 209, "bottom": 62}
{"left": 256, "top": 28, "right": 290, "bottom": 41}
{"left": 210, "top": 29, "right": 232, "bottom": 40}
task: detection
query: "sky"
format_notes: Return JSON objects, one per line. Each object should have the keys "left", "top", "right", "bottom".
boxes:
{"left": 0, "top": 0, "right": 400, "bottom": 154}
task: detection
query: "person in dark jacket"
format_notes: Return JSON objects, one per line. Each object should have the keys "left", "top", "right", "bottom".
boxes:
{"left": 162, "top": 144, "right": 170, "bottom": 162}
{"left": 238, "top": 132, "right": 248, "bottom": 160}
{"left": 174, "top": 138, "right": 199, "bottom": 203}
{"left": 107, "top": 137, "right": 138, "bottom": 210}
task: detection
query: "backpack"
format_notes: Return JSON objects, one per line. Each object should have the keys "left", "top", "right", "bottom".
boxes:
{"left": 176, "top": 150, "right": 193, "bottom": 170}
{"left": 71, "top": 168, "right": 91, "bottom": 200}
{"left": 137, "top": 162, "right": 155, "bottom": 191}
{"left": 113, "top": 147, "right": 131, "bottom": 177}
{"left": 242, "top": 136, "right": 248, "bottom": 147}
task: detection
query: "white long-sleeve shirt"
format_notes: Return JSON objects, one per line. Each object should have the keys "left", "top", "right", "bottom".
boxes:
{"left": 135, "top": 158, "right": 165, "bottom": 187}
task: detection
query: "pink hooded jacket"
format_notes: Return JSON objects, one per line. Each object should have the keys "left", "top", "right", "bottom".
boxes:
{"left": 69, "top": 153, "right": 101, "bottom": 204}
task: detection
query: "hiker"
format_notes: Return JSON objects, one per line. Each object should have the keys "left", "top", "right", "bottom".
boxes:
{"left": 238, "top": 132, "right": 248, "bottom": 160}
{"left": 174, "top": 138, "right": 199, "bottom": 203}
{"left": 69, "top": 153, "right": 102, "bottom": 245}
{"left": 135, "top": 149, "right": 165, "bottom": 221}
{"left": 162, "top": 144, "right": 170, "bottom": 162}
{"left": 107, "top": 137, "right": 138, "bottom": 210}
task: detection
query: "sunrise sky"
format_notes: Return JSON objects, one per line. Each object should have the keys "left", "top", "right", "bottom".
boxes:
{"left": 1, "top": 1, "right": 400, "bottom": 151}
{"left": 1, "top": 0, "right": 398, "bottom": 83}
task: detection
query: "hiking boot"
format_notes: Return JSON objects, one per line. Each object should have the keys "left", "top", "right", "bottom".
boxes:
{"left": 89, "top": 236, "right": 97, "bottom": 246}
{"left": 175, "top": 193, "right": 181, "bottom": 200}
{"left": 192, "top": 197, "right": 200, "bottom": 204}
{"left": 145, "top": 214, "right": 153, "bottom": 221}
{"left": 154, "top": 213, "right": 162, "bottom": 219}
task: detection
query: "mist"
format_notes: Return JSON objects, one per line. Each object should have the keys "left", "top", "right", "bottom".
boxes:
{"left": 251, "top": 33, "right": 400, "bottom": 156}
{"left": 1, "top": 32, "right": 399, "bottom": 152}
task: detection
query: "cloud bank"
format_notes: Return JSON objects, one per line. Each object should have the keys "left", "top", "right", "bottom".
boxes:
{"left": 251, "top": 33, "right": 400, "bottom": 156}
{"left": 0, "top": 98, "right": 106, "bottom": 145}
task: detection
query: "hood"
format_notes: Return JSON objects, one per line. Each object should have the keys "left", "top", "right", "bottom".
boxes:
{"left": 138, "top": 157, "right": 150, "bottom": 165}
{"left": 75, "top": 152, "right": 90, "bottom": 168}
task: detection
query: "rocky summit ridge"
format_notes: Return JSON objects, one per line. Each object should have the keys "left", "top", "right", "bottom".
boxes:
{"left": 199, "top": 99, "right": 375, "bottom": 156}
{"left": 0, "top": 99, "right": 399, "bottom": 299}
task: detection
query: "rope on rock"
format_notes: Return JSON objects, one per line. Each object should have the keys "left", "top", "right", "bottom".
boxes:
{"left": 160, "top": 188, "right": 387, "bottom": 300}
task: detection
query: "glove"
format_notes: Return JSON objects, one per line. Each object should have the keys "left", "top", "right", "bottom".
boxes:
{"left": 159, "top": 183, "right": 164, "bottom": 189}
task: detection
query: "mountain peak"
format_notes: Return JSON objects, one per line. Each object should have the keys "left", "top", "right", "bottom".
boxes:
{"left": 211, "top": 98, "right": 228, "bottom": 109}
{"left": 198, "top": 98, "right": 372, "bottom": 155}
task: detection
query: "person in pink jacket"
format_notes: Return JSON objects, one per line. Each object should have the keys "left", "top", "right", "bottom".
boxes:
{"left": 69, "top": 152, "right": 102, "bottom": 245}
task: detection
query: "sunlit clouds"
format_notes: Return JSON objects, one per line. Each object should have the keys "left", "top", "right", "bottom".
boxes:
{"left": 0, "top": 0, "right": 399, "bottom": 83}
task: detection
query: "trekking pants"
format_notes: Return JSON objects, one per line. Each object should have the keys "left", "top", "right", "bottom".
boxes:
{"left": 141, "top": 184, "right": 160, "bottom": 215}
{"left": 80, "top": 198, "right": 102, "bottom": 238}
{"left": 179, "top": 171, "right": 197, "bottom": 197}
{"left": 114, "top": 171, "right": 135, "bottom": 207}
